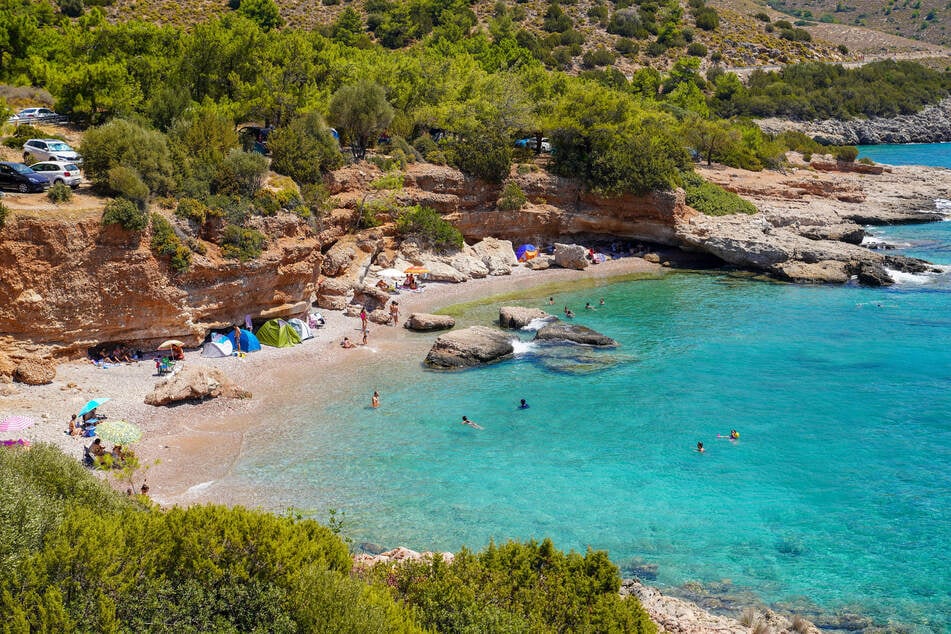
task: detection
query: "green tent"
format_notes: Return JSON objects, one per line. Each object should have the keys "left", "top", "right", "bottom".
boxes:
{"left": 255, "top": 319, "right": 302, "bottom": 348}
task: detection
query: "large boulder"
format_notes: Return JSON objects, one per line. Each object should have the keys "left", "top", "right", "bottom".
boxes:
{"left": 553, "top": 243, "right": 589, "bottom": 270}
{"left": 316, "top": 277, "right": 352, "bottom": 311}
{"left": 0, "top": 352, "right": 15, "bottom": 382}
{"left": 13, "top": 357, "right": 56, "bottom": 385}
{"left": 425, "top": 326, "right": 514, "bottom": 369}
{"left": 423, "top": 261, "right": 468, "bottom": 283}
{"left": 144, "top": 365, "right": 251, "bottom": 406}
{"left": 471, "top": 237, "right": 517, "bottom": 275}
{"left": 405, "top": 313, "right": 455, "bottom": 331}
{"left": 526, "top": 254, "right": 552, "bottom": 270}
{"left": 352, "top": 284, "right": 391, "bottom": 312}
{"left": 535, "top": 320, "right": 618, "bottom": 347}
{"left": 322, "top": 242, "right": 355, "bottom": 276}
{"left": 499, "top": 306, "right": 551, "bottom": 329}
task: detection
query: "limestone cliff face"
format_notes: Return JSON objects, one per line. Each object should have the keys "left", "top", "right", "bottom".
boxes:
{"left": 0, "top": 214, "right": 322, "bottom": 359}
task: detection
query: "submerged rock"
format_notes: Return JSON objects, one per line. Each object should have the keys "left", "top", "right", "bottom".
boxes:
{"left": 534, "top": 320, "right": 618, "bottom": 347}
{"left": 499, "top": 306, "right": 550, "bottom": 329}
{"left": 424, "top": 326, "right": 514, "bottom": 369}
{"left": 405, "top": 313, "right": 455, "bottom": 332}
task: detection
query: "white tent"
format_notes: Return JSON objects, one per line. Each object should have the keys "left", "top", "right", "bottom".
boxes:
{"left": 202, "top": 334, "right": 234, "bottom": 358}
{"left": 287, "top": 317, "right": 313, "bottom": 341}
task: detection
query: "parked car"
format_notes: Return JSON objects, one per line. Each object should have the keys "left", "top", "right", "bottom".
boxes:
{"left": 29, "top": 160, "right": 82, "bottom": 188}
{"left": 0, "top": 162, "right": 51, "bottom": 193}
{"left": 13, "top": 107, "right": 61, "bottom": 122}
{"left": 514, "top": 137, "right": 551, "bottom": 152}
{"left": 23, "top": 138, "right": 81, "bottom": 164}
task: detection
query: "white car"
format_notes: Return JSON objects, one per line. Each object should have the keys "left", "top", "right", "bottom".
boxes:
{"left": 23, "top": 138, "right": 81, "bottom": 163}
{"left": 13, "top": 107, "right": 60, "bottom": 122}
{"left": 29, "top": 160, "right": 82, "bottom": 188}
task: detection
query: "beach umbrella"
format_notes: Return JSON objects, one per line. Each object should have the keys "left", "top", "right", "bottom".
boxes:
{"left": 94, "top": 420, "right": 142, "bottom": 445}
{"left": 0, "top": 415, "right": 34, "bottom": 432}
{"left": 78, "top": 398, "right": 111, "bottom": 417}
{"left": 377, "top": 268, "right": 404, "bottom": 279}
{"left": 157, "top": 339, "right": 186, "bottom": 350}
{"left": 404, "top": 265, "right": 430, "bottom": 275}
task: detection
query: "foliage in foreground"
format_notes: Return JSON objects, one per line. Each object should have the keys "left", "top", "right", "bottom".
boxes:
{"left": 682, "top": 171, "right": 758, "bottom": 216}
{"left": 367, "top": 539, "right": 658, "bottom": 633}
{"left": 0, "top": 444, "right": 657, "bottom": 633}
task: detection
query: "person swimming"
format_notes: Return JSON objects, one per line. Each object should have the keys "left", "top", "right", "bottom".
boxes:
{"left": 372, "top": 391, "right": 380, "bottom": 408}
{"left": 518, "top": 399, "right": 529, "bottom": 409}
{"left": 585, "top": 302, "right": 593, "bottom": 310}
{"left": 461, "top": 416, "right": 483, "bottom": 429}
{"left": 697, "top": 441, "right": 705, "bottom": 453}
{"left": 730, "top": 429, "right": 739, "bottom": 440}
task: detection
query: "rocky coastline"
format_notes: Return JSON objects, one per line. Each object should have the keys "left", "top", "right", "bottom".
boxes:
{"left": 756, "top": 97, "right": 951, "bottom": 145}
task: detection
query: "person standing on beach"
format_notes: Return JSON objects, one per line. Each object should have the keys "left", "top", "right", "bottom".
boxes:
{"left": 360, "top": 307, "right": 368, "bottom": 331}
{"left": 372, "top": 391, "right": 380, "bottom": 408}
{"left": 233, "top": 325, "right": 242, "bottom": 353}
{"left": 362, "top": 328, "right": 369, "bottom": 345}
{"left": 389, "top": 301, "right": 399, "bottom": 326}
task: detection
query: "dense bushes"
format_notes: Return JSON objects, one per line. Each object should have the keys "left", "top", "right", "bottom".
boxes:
{"left": 221, "top": 224, "right": 266, "bottom": 260}
{"left": 269, "top": 112, "right": 345, "bottom": 183}
{"left": 367, "top": 539, "right": 657, "bottom": 633}
{"left": 46, "top": 182, "right": 72, "bottom": 203}
{"left": 395, "top": 205, "right": 464, "bottom": 250}
{"left": 682, "top": 171, "right": 757, "bottom": 215}
{"left": 80, "top": 119, "right": 175, "bottom": 197}
{"left": 150, "top": 213, "right": 192, "bottom": 272}
{"left": 497, "top": 180, "right": 528, "bottom": 210}
{"left": 101, "top": 198, "right": 148, "bottom": 231}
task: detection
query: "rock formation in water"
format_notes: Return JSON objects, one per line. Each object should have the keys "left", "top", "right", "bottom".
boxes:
{"left": 424, "top": 326, "right": 514, "bottom": 369}
{"left": 499, "top": 306, "right": 551, "bottom": 329}
{"left": 534, "top": 320, "right": 619, "bottom": 347}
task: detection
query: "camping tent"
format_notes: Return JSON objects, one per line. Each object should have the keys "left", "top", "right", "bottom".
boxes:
{"left": 287, "top": 318, "right": 313, "bottom": 341}
{"left": 516, "top": 243, "right": 538, "bottom": 262}
{"left": 227, "top": 328, "right": 262, "bottom": 353}
{"left": 256, "top": 319, "right": 302, "bottom": 348}
{"left": 202, "top": 333, "right": 234, "bottom": 358}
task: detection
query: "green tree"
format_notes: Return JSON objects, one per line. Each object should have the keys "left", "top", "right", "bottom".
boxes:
{"left": 213, "top": 148, "right": 268, "bottom": 197}
{"left": 329, "top": 80, "right": 395, "bottom": 161}
{"left": 80, "top": 118, "right": 175, "bottom": 196}
{"left": 269, "top": 112, "right": 344, "bottom": 183}
{"left": 237, "top": 0, "right": 283, "bottom": 30}
{"left": 682, "top": 116, "right": 739, "bottom": 165}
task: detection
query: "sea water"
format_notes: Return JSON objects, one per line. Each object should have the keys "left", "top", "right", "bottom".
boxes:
{"left": 227, "top": 156, "right": 951, "bottom": 631}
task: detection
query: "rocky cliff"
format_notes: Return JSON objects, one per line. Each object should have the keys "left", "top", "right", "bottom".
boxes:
{"left": 0, "top": 213, "right": 323, "bottom": 361}
{"left": 757, "top": 97, "right": 951, "bottom": 144}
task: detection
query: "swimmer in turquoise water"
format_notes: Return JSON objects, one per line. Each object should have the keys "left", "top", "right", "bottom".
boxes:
{"left": 697, "top": 441, "right": 705, "bottom": 453}
{"left": 519, "top": 399, "right": 529, "bottom": 409}
{"left": 730, "top": 429, "right": 739, "bottom": 440}
{"left": 461, "top": 416, "right": 483, "bottom": 429}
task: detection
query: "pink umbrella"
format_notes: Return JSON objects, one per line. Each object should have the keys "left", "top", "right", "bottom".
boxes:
{"left": 0, "top": 415, "right": 35, "bottom": 433}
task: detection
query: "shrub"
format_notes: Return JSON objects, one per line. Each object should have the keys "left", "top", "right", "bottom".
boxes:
{"left": 58, "top": 0, "right": 84, "bottom": 17}
{"left": 220, "top": 224, "right": 266, "bottom": 261}
{"left": 582, "top": 47, "right": 616, "bottom": 68}
{"left": 213, "top": 149, "right": 268, "bottom": 197}
{"left": 445, "top": 125, "right": 512, "bottom": 183}
{"left": 834, "top": 145, "right": 859, "bottom": 162}
{"left": 150, "top": 213, "right": 191, "bottom": 272}
{"left": 175, "top": 197, "right": 212, "bottom": 225}
{"left": 46, "top": 183, "right": 72, "bottom": 204}
{"left": 694, "top": 6, "right": 719, "bottom": 29}
{"left": 778, "top": 130, "right": 823, "bottom": 155}
{"left": 682, "top": 171, "right": 757, "bottom": 215}
{"left": 0, "top": 202, "right": 8, "bottom": 229}
{"left": 80, "top": 118, "right": 175, "bottom": 196}
{"left": 252, "top": 189, "right": 281, "bottom": 216}
{"left": 367, "top": 539, "right": 657, "bottom": 634}
{"left": 107, "top": 165, "right": 149, "bottom": 207}
{"left": 3, "top": 125, "right": 46, "bottom": 149}
{"left": 371, "top": 172, "right": 404, "bottom": 190}
{"left": 497, "top": 180, "right": 528, "bottom": 211}
{"left": 754, "top": 11, "right": 770, "bottom": 21}
{"left": 102, "top": 198, "right": 148, "bottom": 231}
{"left": 646, "top": 41, "right": 667, "bottom": 57}
{"left": 615, "top": 37, "right": 638, "bottom": 54}
{"left": 395, "top": 205, "right": 463, "bottom": 250}
{"left": 687, "top": 42, "right": 707, "bottom": 57}
{"left": 269, "top": 112, "right": 344, "bottom": 184}
{"left": 858, "top": 156, "right": 874, "bottom": 165}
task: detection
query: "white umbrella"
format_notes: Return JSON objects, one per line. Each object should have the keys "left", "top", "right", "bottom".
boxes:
{"left": 376, "top": 268, "right": 404, "bottom": 279}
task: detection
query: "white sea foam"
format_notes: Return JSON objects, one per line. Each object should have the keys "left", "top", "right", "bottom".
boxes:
{"left": 186, "top": 480, "right": 215, "bottom": 495}
{"left": 885, "top": 268, "right": 934, "bottom": 285}
{"left": 521, "top": 316, "right": 556, "bottom": 332}
{"left": 511, "top": 339, "right": 538, "bottom": 356}
{"left": 861, "top": 236, "right": 888, "bottom": 248}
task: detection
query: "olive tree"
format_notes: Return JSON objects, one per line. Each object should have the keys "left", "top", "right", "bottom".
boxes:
{"left": 328, "top": 81, "right": 394, "bottom": 161}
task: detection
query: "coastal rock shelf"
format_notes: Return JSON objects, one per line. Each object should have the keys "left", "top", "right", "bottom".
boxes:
{"left": 144, "top": 365, "right": 251, "bottom": 406}
{"left": 424, "top": 326, "right": 515, "bottom": 369}
{"left": 534, "top": 321, "right": 619, "bottom": 347}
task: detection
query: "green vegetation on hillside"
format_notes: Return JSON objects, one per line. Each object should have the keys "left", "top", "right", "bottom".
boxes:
{"left": 0, "top": 444, "right": 657, "bottom": 633}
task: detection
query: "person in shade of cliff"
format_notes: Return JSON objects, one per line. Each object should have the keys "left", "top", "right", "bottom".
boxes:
{"left": 233, "top": 325, "right": 242, "bottom": 354}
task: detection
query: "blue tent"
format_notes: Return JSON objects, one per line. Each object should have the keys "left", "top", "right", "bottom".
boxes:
{"left": 227, "top": 328, "right": 261, "bottom": 353}
{"left": 515, "top": 243, "right": 538, "bottom": 262}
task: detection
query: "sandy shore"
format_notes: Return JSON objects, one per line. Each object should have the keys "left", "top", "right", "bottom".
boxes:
{"left": 0, "top": 256, "right": 661, "bottom": 505}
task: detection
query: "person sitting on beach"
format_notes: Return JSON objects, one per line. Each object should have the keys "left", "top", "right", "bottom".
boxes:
{"left": 372, "top": 391, "right": 380, "bottom": 408}
{"left": 461, "top": 416, "right": 483, "bottom": 429}
{"left": 171, "top": 344, "right": 185, "bottom": 361}
{"left": 519, "top": 399, "right": 529, "bottom": 409}
{"left": 697, "top": 441, "right": 705, "bottom": 453}
{"left": 90, "top": 438, "right": 106, "bottom": 458}
{"left": 112, "top": 346, "right": 132, "bottom": 364}
{"left": 82, "top": 408, "right": 99, "bottom": 424}
{"left": 140, "top": 482, "right": 150, "bottom": 497}
{"left": 376, "top": 279, "right": 390, "bottom": 291}
{"left": 110, "top": 445, "right": 125, "bottom": 467}
{"left": 68, "top": 414, "right": 83, "bottom": 437}
{"left": 341, "top": 337, "right": 356, "bottom": 349}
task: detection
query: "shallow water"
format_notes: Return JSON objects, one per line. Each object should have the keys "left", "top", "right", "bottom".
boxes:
{"left": 222, "top": 151, "right": 951, "bottom": 631}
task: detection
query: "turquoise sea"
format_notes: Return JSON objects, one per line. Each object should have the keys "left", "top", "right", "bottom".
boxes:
{"left": 229, "top": 146, "right": 951, "bottom": 631}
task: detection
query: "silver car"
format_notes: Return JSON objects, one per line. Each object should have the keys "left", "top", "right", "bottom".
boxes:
{"left": 29, "top": 160, "right": 82, "bottom": 188}
{"left": 23, "top": 138, "right": 81, "bottom": 163}
{"left": 14, "top": 107, "right": 59, "bottom": 122}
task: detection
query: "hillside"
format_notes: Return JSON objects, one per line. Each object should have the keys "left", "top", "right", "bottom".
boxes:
{"left": 95, "top": 0, "right": 951, "bottom": 71}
